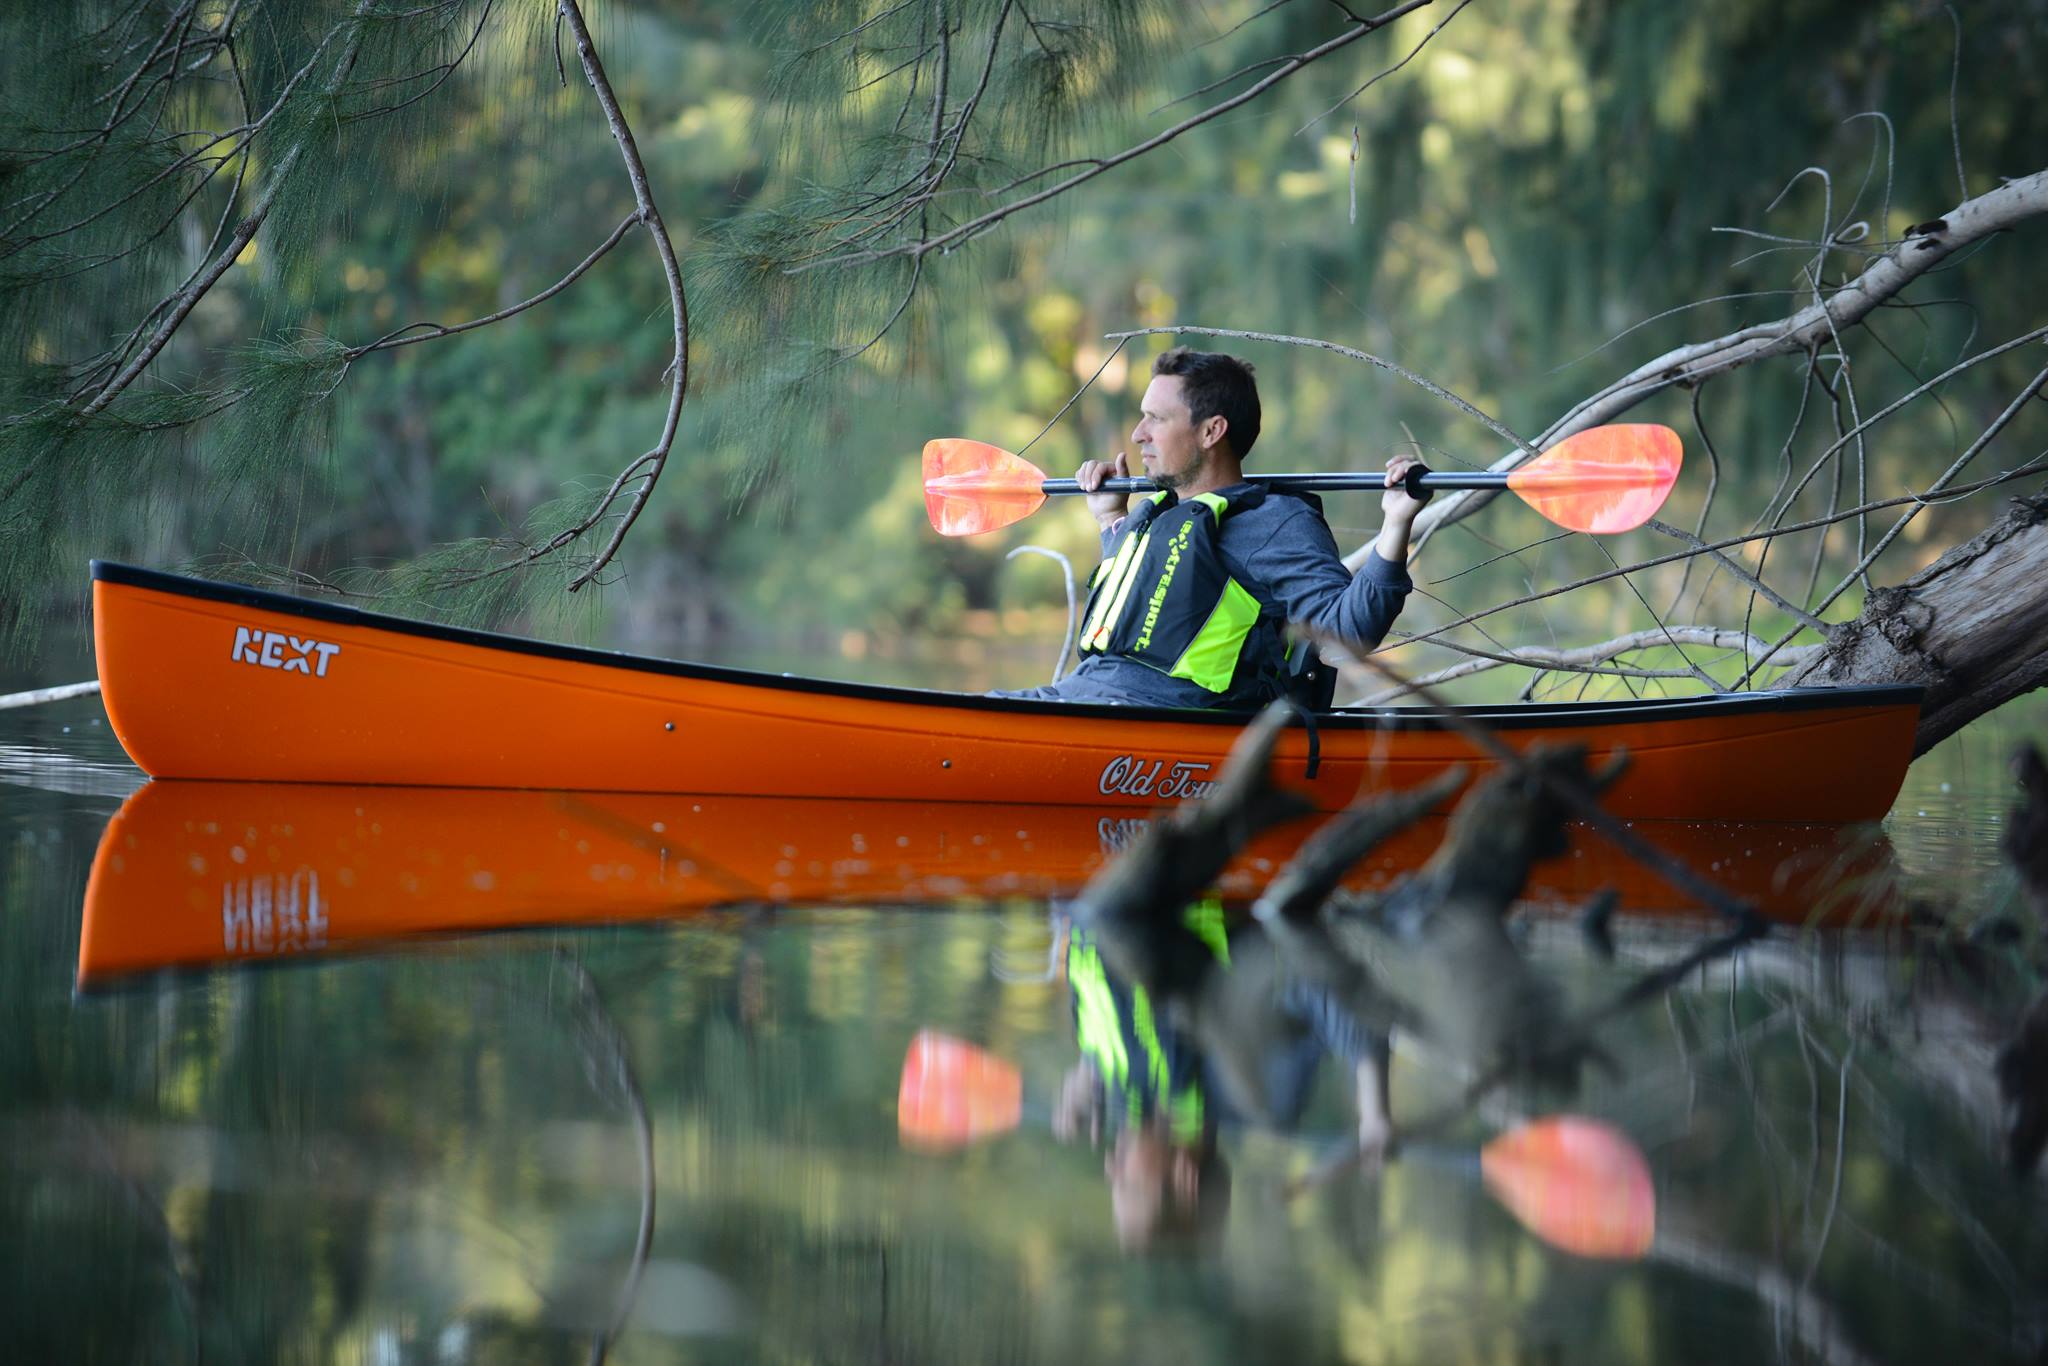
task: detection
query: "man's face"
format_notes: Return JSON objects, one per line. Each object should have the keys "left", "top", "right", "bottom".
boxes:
{"left": 1131, "top": 375, "right": 1214, "bottom": 492}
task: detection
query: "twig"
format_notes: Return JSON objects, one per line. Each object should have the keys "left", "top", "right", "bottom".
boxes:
{"left": 1352, "top": 627, "right": 1813, "bottom": 702}
{"left": 346, "top": 212, "right": 643, "bottom": 358}
{"left": 554, "top": 0, "right": 690, "bottom": 593}
{"left": 0, "top": 680, "right": 102, "bottom": 710}
{"left": 787, "top": 0, "right": 1436, "bottom": 272}
{"left": 1297, "top": 0, "right": 1472, "bottom": 134}
{"left": 1406, "top": 168, "right": 2048, "bottom": 552}
{"left": 1103, "top": 324, "right": 1538, "bottom": 456}
{"left": 1366, "top": 455, "right": 2048, "bottom": 664}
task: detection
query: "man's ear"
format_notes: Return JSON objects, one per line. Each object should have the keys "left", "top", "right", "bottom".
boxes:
{"left": 1199, "top": 414, "right": 1230, "bottom": 452}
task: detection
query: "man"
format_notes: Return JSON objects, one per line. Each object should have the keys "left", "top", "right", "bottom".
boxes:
{"left": 1003, "top": 347, "right": 1424, "bottom": 708}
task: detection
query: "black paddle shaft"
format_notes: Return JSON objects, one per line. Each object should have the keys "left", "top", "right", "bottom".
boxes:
{"left": 1040, "top": 466, "right": 1508, "bottom": 499}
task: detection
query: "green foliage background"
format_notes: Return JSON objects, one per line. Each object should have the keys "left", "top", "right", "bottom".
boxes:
{"left": 3, "top": 0, "right": 2045, "bottom": 694}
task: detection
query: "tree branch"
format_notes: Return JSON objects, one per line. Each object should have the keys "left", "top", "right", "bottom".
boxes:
{"left": 1353, "top": 626, "right": 1818, "bottom": 703}
{"left": 788, "top": 0, "right": 1437, "bottom": 272}
{"left": 344, "top": 211, "right": 642, "bottom": 359}
{"left": 554, "top": 0, "right": 689, "bottom": 593}
{"left": 1409, "top": 166, "right": 2048, "bottom": 548}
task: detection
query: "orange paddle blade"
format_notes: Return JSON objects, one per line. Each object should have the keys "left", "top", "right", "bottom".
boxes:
{"left": 896, "top": 1028, "right": 1024, "bottom": 1150}
{"left": 923, "top": 438, "right": 1049, "bottom": 536}
{"left": 1506, "top": 424, "right": 1682, "bottom": 535}
{"left": 1479, "top": 1116, "right": 1656, "bottom": 1259}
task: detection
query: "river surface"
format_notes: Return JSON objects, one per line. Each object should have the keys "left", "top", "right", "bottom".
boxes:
{"left": 3, "top": 671, "right": 2045, "bottom": 1364}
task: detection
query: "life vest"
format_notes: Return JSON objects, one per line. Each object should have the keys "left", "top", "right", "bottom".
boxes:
{"left": 1077, "top": 488, "right": 1275, "bottom": 697}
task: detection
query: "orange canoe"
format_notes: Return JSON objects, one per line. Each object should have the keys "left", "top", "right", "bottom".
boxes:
{"left": 78, "top": 781, "right": 1907, "bottom": 987}
{"left": 90, "top": 561, "right": 1921, "bottom": 820}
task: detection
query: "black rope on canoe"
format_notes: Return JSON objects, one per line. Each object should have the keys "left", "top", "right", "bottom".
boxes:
{"left": 1284, "top": 697, "right": 1322, "bottom": 780}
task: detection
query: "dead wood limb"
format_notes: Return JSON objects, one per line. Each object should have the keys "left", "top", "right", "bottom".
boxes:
{"left": 1407, "top": 167, "right": 2048, "bottom": 550}
{"left": 1247, "top": 766, "right": 1467, "bottom": 1040}
{"left": 1307, "top": 745, "right": 1627, "bottom": 1091}
{"left": 1103, "top": 323, "right": 1536, "bottom": 458}
{"left": 1646, "top": 517, "right": 1830, "bottom": 632}
{"left": 1328, "top": 640, "right": 1763, "bottom": 928}
{"left": 1653, "top": 1225, "right": 1881, "bottom": 1366}
{"left": 1075, "top": 701, "right": 1316, "bottom": 946}
{"left": 1253, "top": 766, "right": 1468, "bottom": 924}
{"left": 1776, "top": 489, "right": 2048, "bottom": 754}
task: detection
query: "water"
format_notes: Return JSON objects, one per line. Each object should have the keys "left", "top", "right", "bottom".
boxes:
{"left": 4, "top": 682, "right": 2046, "bottom": 1364}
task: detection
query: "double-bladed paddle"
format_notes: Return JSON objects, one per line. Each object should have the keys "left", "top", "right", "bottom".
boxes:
{"left": 895, "top": 1029, "right": 1656, "bottom": 1260}
{"left": 922, "top": 423, "right": 1683, "bottom": 538}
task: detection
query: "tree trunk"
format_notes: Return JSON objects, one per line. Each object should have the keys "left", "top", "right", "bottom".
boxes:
{"left": 1778, "top": 490, "right": 2048, "bottom": 755}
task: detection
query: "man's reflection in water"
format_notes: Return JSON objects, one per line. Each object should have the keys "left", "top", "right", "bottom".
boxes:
{"left": 1050, "top": 899, "right": 1391, "bottom": 1252}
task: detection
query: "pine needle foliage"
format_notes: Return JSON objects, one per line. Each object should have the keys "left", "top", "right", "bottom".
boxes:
{"left": 689, "top": 0, "right": 1173, "bottom": 492}
{"left": 0, "top": 0, "right": 617, "bottom": 644}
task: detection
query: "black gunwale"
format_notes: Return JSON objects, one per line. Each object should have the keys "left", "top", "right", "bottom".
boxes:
{"left": 92, "top": 560, "right": 1924, "bottom": 732}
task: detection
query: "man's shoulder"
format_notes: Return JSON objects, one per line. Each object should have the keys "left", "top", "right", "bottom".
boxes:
{"left": 1221, "top": 484, "right": 1326, "bottom": 528}
{"left": 1220, "top": 486, "right": 1337, "bottom": 559}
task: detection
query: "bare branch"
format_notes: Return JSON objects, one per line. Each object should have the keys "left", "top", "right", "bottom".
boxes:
{"left": 345, "top": 211, "right": 643, "bottom": 359}
{"left": 1353, "top": 627, "right": 1817, "bottom": 703}
{"left": 1408, "top": 167, "right": 2048, "bottom": 550}
{"left": 1646, "top": 519, "right": 1830, "bottom": 633}
{"left": 1297, "top": 0, "right": 1472, "bottom": 134}
{"left": 1105, "top": 323, "right": 1538, "bottom": 456}
{"left": 1376, "top": 456, "right": 2048, "bottom": 663}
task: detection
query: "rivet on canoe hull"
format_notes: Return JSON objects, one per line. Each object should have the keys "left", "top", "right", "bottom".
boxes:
{"left": 664, "top": 722, "right": 675, "bottom": 731}
{"left": 941, "top": 759, "right": 952, "bottom": 768}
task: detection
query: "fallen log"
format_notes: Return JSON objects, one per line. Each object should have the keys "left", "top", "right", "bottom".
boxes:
{"left": 1777, "top": 490, "right": 2048, "bottom": 754}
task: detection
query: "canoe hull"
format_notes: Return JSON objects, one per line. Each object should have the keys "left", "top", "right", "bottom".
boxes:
{"left": 90, "top": 562, "right": 1922, "bottom": 820}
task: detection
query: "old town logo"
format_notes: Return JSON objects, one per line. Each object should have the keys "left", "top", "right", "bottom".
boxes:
{"left": 1098, "top": 754, "right": 1217, "bottom": 800}
{"left": 231, "top": 625, "right": 340, "bottom": 677}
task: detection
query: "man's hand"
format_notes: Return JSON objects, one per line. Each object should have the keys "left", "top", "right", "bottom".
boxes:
{"left": 1374, "top": 454, "right": 1427, "bottom": 564}
{"left": 1077, "top": 451, "right": 1131, "bottom": 531}
{"left": 1380, "top": 454, "right": 1429, "bottom": 526}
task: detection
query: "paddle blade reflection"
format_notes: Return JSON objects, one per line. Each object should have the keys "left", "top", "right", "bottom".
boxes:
{"left": 1478, "top": 1116, "right": 1657, "bottom": 1260}
{"left": 897, "top": 1029, "right": 1023, "bottom": 1150}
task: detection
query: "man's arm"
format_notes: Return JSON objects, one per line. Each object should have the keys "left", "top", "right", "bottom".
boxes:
{"left": 1238, "top": 456, "right": 1428, "bottom": 652}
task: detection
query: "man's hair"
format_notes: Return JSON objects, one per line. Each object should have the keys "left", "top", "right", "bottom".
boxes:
{"left": 1152, "top": 347, "right": 1261, "bottom": 459}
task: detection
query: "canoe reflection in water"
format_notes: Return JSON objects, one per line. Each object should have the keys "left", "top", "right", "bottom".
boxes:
{"left": 79, "top": 778, "right": 1907, "bottom": 988}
